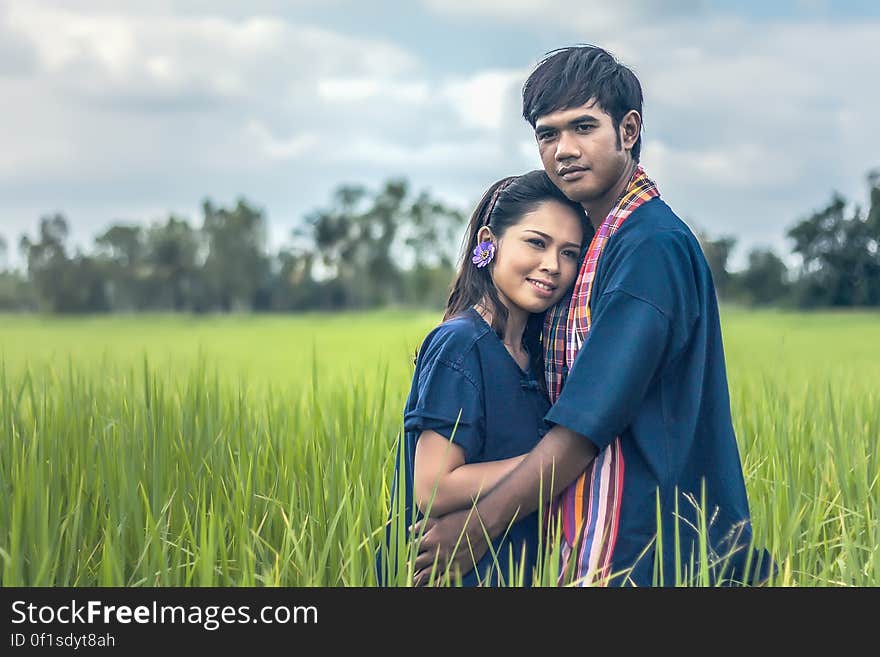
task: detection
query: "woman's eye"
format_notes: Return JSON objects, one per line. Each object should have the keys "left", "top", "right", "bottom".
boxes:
{"left": 563, "top": 250, "right": 579, "bottom": 259}
{"left": 528, "top": 238, "right": 546, "bottom": 248}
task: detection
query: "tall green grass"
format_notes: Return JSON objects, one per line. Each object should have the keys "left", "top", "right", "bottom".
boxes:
{"left": 0, "top": 309, "right": 877, "bottom": 585}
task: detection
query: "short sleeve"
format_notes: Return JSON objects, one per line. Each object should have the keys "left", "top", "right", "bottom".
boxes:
{"left": 404, "top": 349, "right": 484, "bottom": 463}
{"left": 600, "top": 230, "right": 700, "bottom": 340}
{"left": 544, "top": 289, "right": 670, "bottom": 451}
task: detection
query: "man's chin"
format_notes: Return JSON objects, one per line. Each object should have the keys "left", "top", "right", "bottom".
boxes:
{"left": 556, "top": 180, "right": 596, "bottom": 204}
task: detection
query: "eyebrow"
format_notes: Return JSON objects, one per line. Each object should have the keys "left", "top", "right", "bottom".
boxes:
{"left": 535, "top": 113, "right": 601, "bottom": 133}
{"left": 523, "top": 229, "right": 581, "bottom": 249}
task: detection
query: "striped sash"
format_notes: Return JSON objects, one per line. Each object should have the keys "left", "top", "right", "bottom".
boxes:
{"left": 543, "top": 165, "right": 659, "bottom": 585}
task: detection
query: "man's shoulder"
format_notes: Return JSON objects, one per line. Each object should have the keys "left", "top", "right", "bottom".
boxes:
{"left": 608, "top": 199, "right": 703, "bottom": 267}
{"left": 608, "top": 198, "right": 696, "bottom": 253}
{"left": 621, "top": 198, "right": 695, "bottom": 244}
{"left": 596, "top": 197, "right": 710, "bottom": 326}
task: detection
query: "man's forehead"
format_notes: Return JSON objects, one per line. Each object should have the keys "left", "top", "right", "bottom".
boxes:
{"left": 534, "top": 99, "right": 610, "bottom": 128}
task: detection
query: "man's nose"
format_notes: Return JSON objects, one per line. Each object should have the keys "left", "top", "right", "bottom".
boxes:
{"left": 555, "top": 131, "right": 580, "bottom": 161}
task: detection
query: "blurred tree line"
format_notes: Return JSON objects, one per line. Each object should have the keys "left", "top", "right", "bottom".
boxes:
{"left": 0, "top": 179, "right": 465, "bottom": 313}
{"left": 697, "top": 169, "right": 880, "bottom": 307}
{"left": 1, "top": 170, "right": 878, "bottom": 313}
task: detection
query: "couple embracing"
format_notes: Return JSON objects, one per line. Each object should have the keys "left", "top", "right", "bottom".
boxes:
{"left": 378, "top": 45, "right": 774, "bottom": 587}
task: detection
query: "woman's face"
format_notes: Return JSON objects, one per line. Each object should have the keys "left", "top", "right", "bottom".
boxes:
{"left": 480, "top": 199, "right": 584, "bottom": 316}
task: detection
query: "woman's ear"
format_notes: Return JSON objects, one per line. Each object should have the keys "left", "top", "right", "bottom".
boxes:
{"left": 476, "top": 227, "right": 494, "bottom": 245}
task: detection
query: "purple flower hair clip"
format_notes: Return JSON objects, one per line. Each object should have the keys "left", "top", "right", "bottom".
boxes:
{"left": 472, "top": 240, "right": 495, "bottom": 268}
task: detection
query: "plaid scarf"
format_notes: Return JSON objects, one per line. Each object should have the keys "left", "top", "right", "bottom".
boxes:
{"left": 542, "top": 164, "right": 660, "bottom": 585}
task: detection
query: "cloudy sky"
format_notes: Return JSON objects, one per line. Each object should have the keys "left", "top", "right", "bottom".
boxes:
{"left": 1, "top": 0, "right": 878, "bottom": 270}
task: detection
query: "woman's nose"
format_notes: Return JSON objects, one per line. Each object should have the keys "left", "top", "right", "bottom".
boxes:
{"left": 540, "top": 252, "right": 560, "bottom": 274}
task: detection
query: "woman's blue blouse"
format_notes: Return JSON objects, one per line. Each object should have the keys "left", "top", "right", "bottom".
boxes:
{"left": 381, "top": 307, "right": 550, "bottom": 586}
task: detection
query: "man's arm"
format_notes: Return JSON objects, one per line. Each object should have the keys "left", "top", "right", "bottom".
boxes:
{"left": 411, "top": 423, "right": 596, "bottom": 583}
{"left": 411, "top": 287, "right": 674, "bottom": 583}
{"left": 478, "top": 423, "right": 596, "bottom": 535}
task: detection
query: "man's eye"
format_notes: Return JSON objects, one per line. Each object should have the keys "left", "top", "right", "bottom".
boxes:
{"left": 537, "top": 132, "right": 555, "bottom": 141}
{"left": 576, "top": 124, "right": 594, "bottom": 132}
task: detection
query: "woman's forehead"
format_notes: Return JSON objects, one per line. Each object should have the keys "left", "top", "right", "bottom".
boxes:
{"left": 513, "top": 204, "right": 584, "bottom": 243}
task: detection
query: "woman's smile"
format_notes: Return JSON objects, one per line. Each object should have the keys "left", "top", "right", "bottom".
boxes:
{"left": 526, "top": 277, "right": 556, "bottom": 297}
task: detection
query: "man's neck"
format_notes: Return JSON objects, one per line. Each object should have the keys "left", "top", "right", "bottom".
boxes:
{"left": 583, "top": 160, "right": 638, "bottom": 231}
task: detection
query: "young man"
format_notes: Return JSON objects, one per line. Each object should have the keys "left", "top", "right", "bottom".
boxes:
{"left": 411, "top": 46, "right": 774, "bottom": 586}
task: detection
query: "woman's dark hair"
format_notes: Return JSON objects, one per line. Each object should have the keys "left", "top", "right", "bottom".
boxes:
{"left": 442, "top": 170, "right": 589, "bottom": 376}
{"left": 522, "top": 45, "right": 644, "bottom": 162}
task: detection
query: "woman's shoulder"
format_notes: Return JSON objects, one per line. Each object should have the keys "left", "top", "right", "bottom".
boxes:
{"left": 417, "top": 309, "right": 490, "bottom": 373}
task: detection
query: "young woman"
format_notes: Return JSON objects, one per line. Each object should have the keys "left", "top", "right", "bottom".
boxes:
{"left": 378, "top": 170, "right": 589, "bottom": 586}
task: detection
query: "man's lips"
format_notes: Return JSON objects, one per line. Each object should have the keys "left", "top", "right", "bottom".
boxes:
{"left": 558, "top": 166, "right": 588, "bottom": 181}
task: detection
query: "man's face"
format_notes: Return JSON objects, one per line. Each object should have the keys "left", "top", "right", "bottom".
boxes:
{"left": 534, "top": 99, "right": 634, "bottom": 205}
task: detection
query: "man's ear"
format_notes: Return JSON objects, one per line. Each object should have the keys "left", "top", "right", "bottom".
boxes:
{"left": 619, "top": 110, "right": 641, "bottom": 152}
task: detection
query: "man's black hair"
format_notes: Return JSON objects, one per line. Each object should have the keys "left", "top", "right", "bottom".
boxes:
{"left": 522, "top": 45, "right": 643, "bottom": 162}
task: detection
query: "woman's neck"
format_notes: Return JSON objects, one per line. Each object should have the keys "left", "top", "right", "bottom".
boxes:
{"left": 474, "top": 299, "right": 527, "bottom": 348}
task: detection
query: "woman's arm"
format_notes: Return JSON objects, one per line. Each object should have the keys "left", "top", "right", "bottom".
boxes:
{"left": 413, "top": 430, "right": 525, "bottom": 517}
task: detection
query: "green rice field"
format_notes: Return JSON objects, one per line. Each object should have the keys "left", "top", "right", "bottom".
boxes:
{"left": 1, "top": 308, "right": 878, "bottom": 586}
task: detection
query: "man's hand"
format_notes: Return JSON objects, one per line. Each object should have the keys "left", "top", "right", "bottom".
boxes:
{"left": 409, "top": 507, "right": 491, "bottom": 586}
{"left": 406, "top": 424, "right": 596, "bottom": 586}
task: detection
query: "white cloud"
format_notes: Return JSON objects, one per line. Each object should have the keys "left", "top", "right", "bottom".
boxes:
{"left": 317, "top": 78, "right": 430, "bottom": 104}
{"left": 440, "top": 69, "right": 526, "bottom": 131}
{"left": 1, "top": 0, "right": 878, "bottom": 271}
{"left": 422, "top": 0, "right": 704, "bottom": 31}
{"left": 244, "top": 121, "right": 320, "bottom": 160}
{"left": 315, "top": 68, "right": 527, "bottom": 135}
{"left": 0, "top": 2, "right": 422, "bottom": 182}
{"left": 642, "top": 140, "right": 803, "bottom": 191}
{"left": 343, "top": 136, "right": 502, "bottom": 168}
{"left": 632, "top": 20, "right": 880, "bottom": 216}
{"left": 5, "top": 3, "right": 417, "bottom": 106}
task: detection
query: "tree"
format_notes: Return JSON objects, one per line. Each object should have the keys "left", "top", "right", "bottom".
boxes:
{"left": 401, "top": 191, "right": 466, "bottom": 306}
{"left": 696, "top": 231, "right": 737, "bottom": 299}
{"left": 20, "top": 214, "right": 108, "bottom": 313}
{"left": 363, "top": 179, "right": 407, "bottom": 305}
{"left": 143, "top": 215, "right": 200, "bottom": 311}
{"left": 269, "top": 247, "right": 320, "bottom": 310}
{"left": 309, "top": 179, "right": 408, "bottom": 308}
{"left": 302, "top": 179, "right": 466, "bottom": 309}
{"left": 19, "top": 214, "right": 72, "bottom": 312}
{"left": 94, "top": 223, "right": 146, "bottom": 310}
{"left": 787, "top": 174, "right": 880, "bottom": 307}
{"left": 0, "top": 269, "right": 33, "bottom": 311}
{"left": 733, "top": 248, "right": 790, "bottom": 306}
{"left": 867, "top": 169, "right": 880, "bottom": 236}
{"left": 201, "top": 198, "right": 271, "bottom": 311}
{"left": 306, "top": 182, "right": 395, "bottom": 308}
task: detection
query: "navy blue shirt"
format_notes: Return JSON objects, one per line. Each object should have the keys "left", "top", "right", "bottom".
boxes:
{"left": 379, "top": 307, "right": 550, "bottom": 586}
{"left": 545, "top": 197, "right": 773, "bottom": 586}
